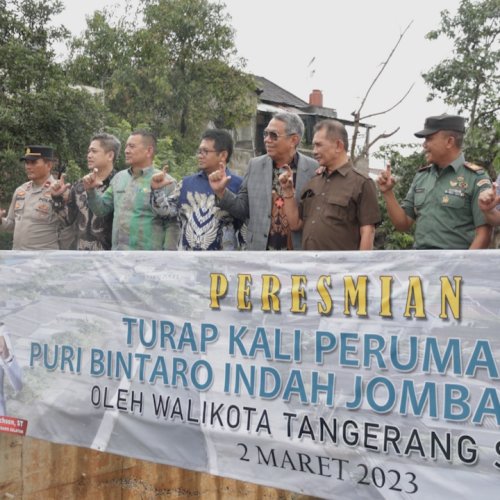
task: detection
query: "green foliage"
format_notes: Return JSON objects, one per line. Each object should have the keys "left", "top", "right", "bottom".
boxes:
{"left": 155, "top": 136, "right": 198, "bottom": 180}
{"left": 0, "top": 0, "right": 107, "bottom": 215}
{"left": 423, "top": 0, "right": 500, "bottom": 173}
{"left": 65, "top": 0, "right": 256, "bottom": 155}
{"left": 63, "top": 160, "right": 84, "bottom": 184}
{"left": 0, "top": 149, "right": 25, "bottom": 202}
{"left": 0, "top": 0, "right": 69, "bottom": 95}
{"left": 0, "top": 0, "right": 255, "bottom": 249}
{"left": 374, "top": 144, "right": 426, "bottom": 250}
{"left": 66, "top": 9, "right": 136, "bottom": 89}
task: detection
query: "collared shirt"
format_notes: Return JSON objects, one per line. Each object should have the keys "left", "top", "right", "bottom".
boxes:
{"left": 87, "top": 166, "right": 178, "bottom": 250}
{"left": 52, "top": 171, "right": 116, "bottom": 250}
{"left": 151, "top": 168, "right": 243, "bottom": 250}
{"left": 402, "top": 153, "right": 491, "bottom": 249}
{"left": 1, "top": 176, "right": 62, "bottom": 250}
{"left": 299, "top": 161, "right": 381, "bottom": 250}
{"left": 267, "top": 153, "right": 298, "bottom": 250}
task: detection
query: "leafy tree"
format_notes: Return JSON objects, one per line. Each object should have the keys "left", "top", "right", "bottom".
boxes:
{"left": 66, "top": 0, "right": 256, "bottom": 153}
{"left": 0, "top": 0, "right": 107, "bottom": 172}
{"left": 142, "top": 0, "right": 255, "bottom": 144}
{"left": 66, "top": 9, "right": 135, "bottom": 90}
{"left": 423, "top": 0, "right": 500, "bottom": 176}
{"left": 0, "top": 0, "right": 68, "bottom": 95}
{"left": 0, "top": 0, "right": 107, "bottom": 249}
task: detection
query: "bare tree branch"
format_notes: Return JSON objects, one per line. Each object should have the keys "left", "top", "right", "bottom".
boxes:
{"left": 350, "top": 20, "right": 414, "bottom": 160}
{"left": 358, "top": 127, "right": 400, "bottom": 159}
{"left": 356, "top": 20, "right": 414, "bottom": 117}
{"left": 475, "top": 106, "right": 500, "bottom": 122}
{"left": 360, "top": 83, "right": 415, "bottom": 121}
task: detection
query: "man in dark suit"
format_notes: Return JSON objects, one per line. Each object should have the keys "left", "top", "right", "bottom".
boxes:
{"left": 208, "top": 112, "right": 318, "bottom": 250}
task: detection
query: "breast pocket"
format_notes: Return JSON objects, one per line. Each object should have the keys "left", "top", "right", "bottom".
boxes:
{"left": 414, "top": 190, "right": 427, "bottom": 210}
{"left": 34, "top": 200, "right": 52, "bottom": 220}
{"left": 322, "top": 193, "right": 352, "bottom": 223}
{"left": 301, "top": 193, "right": 316, "bottom": 221}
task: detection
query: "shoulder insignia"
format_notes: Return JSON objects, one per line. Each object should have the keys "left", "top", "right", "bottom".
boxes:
{"left": 417, "top": 164, "right": 432, "bottom": 172}
{"left": 464, "top": 162, "right": 485, "bottom": 174}
{"left": 477, "top": 178, "right": 491, "bottom": 188}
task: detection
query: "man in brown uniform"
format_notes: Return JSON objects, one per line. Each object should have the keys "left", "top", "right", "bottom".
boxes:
{"left": 279, "top": 119, "right": 380, "bottom": 250}
{"left": 0, "top": 145, "right": 62, "bottom": 250}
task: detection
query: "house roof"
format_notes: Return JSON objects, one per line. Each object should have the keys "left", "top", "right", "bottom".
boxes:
{"left": 253, "top": 75, "right": 372, "bottom": 129}
{"left": 254, "top": 76, "right": 309, "bottom": 108}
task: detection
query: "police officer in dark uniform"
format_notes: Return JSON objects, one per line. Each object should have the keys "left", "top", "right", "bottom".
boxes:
{"left": 0, "top": 145, "right": 63, "bottom": 249}
{"left": 377, "top": 114, "right": 492, "bottom": 249}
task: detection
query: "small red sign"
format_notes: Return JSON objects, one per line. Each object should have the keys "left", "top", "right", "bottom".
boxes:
{"left": 0, "top": 416, "right": 28, "bottom": 436}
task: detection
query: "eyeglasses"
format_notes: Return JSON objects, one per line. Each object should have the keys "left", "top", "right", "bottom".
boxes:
{"left": 263, "top": 130, "right": 295, "bottom": 141}
{"left": 197, "top": 148, "right": 218, "bottom": 156}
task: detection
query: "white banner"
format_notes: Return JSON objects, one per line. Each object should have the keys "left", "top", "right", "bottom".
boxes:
{"left": 1, "top": 250, "right": 499, "bottom": 498}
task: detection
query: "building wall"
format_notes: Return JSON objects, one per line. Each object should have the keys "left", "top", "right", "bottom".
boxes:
{"left": 0, "top": 434, "right": 314, "bottom": 499}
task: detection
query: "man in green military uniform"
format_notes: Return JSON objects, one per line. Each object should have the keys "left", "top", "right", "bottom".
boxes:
{"left": 377, "top": 114, "right": 492, "bottom": 249}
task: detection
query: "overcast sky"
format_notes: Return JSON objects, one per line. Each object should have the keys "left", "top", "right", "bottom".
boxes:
{"left": 55, "top": 0, "right": 463, "bottom": 164}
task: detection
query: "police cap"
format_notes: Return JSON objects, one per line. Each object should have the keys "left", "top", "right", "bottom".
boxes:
{"left": 20, "top": 145, "right": 56, "bottom": 161}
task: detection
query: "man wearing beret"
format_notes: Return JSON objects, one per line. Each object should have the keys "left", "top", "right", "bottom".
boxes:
{"left": 377, "top": 114, "right": 492, "bottom": 249}
{"left": 0, "top": 145, "right": 63, "bottom": 250}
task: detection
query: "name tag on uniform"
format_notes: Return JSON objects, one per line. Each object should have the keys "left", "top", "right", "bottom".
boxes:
{"left": 444, "top": 189, "right": 465, "bottom": 198}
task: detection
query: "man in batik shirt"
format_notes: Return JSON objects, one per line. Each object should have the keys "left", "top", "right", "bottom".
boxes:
{"left": 51, "top": 133, "right": 120, "bottom": 250}
{"left": 151, "top": 129, "right": 243, "bottom": 250}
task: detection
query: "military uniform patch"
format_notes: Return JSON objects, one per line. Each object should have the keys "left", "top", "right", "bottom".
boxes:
{"left": 477, "top": 179, "right": 491, "bottom": 187}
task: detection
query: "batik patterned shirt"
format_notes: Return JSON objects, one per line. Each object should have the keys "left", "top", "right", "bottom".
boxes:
{"left": 151, "top": 168, "right": 243, "bottom": 250}
{"left": 52, "top": 172, "right": 116, "bottom": 250}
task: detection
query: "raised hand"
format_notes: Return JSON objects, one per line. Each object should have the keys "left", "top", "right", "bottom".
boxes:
{"left": 208, "top": 162, "right": 231, "bottom": 198}
{"left": 82, "top": 168, "right": 102, "bottom": 190}
{"left": 151, "top": 166, "right": 174, "bottom": 190}
{"left": 49, "top": 173, "right": 71, "bottom": 200}
{"left": 278, "top": 164, "right": 294, "bottom": 196}
{"left": 377, "top": 162, "right": 396, "bottom": 193}
{"left": 479, "top": 182, "right": 500, "bottom": 213}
